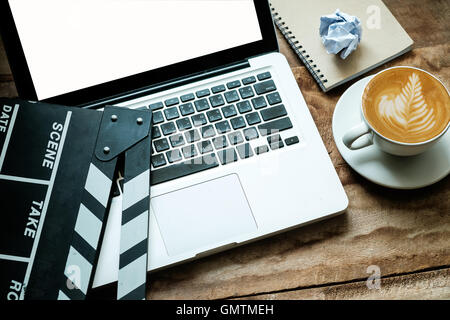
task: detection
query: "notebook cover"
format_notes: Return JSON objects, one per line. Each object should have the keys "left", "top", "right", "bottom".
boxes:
{"left": 270, "top": 0, "right": 414, "bottom": 91}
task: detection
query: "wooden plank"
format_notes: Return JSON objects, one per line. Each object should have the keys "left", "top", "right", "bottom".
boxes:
{"left": 0, "top": 35, "right": 17, "bottom": 97}
{"left": 0, "top": 80, "right": 17, "bottom": 98}
{"left": 240, "top": 268, "right": 450, "bottom": 300}
{"left": 0, "top": 35, "right": 12, "bottom": 76}
{"left": 384, "top": 0, "right": 450, "bottom": 49}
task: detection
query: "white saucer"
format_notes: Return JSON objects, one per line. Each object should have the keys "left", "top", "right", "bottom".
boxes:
{"left": 332, "top": 76, "right": 450, "bottom": 189}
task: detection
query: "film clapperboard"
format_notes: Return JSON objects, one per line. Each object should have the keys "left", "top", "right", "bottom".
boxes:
{"left": 0, "top": 98, "right": 152, "bottom": 300}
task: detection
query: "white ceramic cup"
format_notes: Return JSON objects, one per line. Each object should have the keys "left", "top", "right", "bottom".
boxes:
{"left": 342, "top": 66, "right": 450, "bottom": 156}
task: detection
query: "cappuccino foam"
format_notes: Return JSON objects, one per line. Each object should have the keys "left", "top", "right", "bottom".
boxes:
{"left": 363, "top": 68, "right": 450, "bottom": 143}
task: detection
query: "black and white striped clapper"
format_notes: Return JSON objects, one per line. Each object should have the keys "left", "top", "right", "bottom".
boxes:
{"left": 117, "top": 136, "right": 151, "bottom": 300}
{"left": 57, "top": 157, "right": 117, "bottom": 300}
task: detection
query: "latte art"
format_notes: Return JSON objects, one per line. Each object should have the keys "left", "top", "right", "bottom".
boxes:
{"left": 378, "top": 73, "right": 436, "bottom": 139}
{"left": 363, "top": 68, "right": 450, "bottom": 143}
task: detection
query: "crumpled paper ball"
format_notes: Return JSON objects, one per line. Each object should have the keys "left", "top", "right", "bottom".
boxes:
{"left": 319, "top": 9, "right": 362, "bottom": 59}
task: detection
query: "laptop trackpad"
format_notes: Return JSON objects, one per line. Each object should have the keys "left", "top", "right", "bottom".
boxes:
{"left": 152, "top": 174, "right": 257, "bottom": 257}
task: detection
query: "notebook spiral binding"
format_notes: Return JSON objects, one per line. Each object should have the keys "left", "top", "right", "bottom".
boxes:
{"left": 270, "top": 5, "right": 328, "bottom": 91}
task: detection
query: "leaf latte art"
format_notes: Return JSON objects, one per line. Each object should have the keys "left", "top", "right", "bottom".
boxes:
{"left": 378, "top": 73, "right": 435, "bottom": 138}
{"left": 363, "top": 68, "right": 450, "bottom": 144}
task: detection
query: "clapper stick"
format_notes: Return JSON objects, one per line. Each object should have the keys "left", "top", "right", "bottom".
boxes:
{"left": 117, "top": 136, "right": 151, "bottom": 300}
{"left": 58, "top": 157, "right": 117, "bottom": 300}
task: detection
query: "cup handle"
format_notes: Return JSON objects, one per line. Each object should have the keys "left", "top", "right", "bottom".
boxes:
{"left": 342, "top": 122, "right": 373, "bottom": 150}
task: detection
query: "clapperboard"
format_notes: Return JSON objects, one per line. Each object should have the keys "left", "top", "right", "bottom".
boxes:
{"left": 0, "top": 98, "right": 152, "bottom": 300}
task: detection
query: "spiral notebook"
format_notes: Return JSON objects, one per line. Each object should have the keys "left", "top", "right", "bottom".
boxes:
{"left": 270, "top": 0, "right": 414, "bottom": 92}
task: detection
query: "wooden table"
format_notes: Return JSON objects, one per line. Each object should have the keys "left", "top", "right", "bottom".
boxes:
{"left": 1, "top": 0, "right": 448, "bottom": 300}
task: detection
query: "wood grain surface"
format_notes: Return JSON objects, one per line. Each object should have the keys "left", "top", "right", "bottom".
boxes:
{"left": 0, "top": 0, "right": 448, "bottom": 300}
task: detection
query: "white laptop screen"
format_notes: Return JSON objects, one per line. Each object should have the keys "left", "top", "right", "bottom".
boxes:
{"left": 8, "top": 0, "right": 262, "bottom": 100}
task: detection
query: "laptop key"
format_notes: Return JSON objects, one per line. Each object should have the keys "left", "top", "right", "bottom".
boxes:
{"left": 194, "top": 99, "right": 210, "bottom": 112}
{"left": 201, "top": 125, "right": 216, "bottom": 139}
{"left": 221, "top": 105, "right": 237, "bottom": 118}
{"left": 230, "top": 116, "right": 246, "bottom": 130}
{"left": 254, "top": 80, "right": 277, "bottom": 95}
{"left": 149, "top": 102, "right": 164, "bottom": 111}
{"left": 196, "top": 89, "right": 211, "bottom": 98}
{"left": 269, "top": 139, "right": 284, "bottom": 150}
{"left": 191, "top": 113, "right": 207, "bottom": 127}
{"left": 182, "top": 144, "right": 198, "bottom": 159}
{"left": 197, "top": 140, "right": 214, "bottom": 154}
{"left": 243, "top": 127, "right": 259, "bottom": 141}
{"left": 161, "top": 122, "right": 177, "bottom": 136}
{"left": 227, "top": 80, "right": 241, "bottom": 89}
{"left": 209, "top": 94, "right": 225, "bottom": 108}
{"left": 211, "top": 84, "right": 226, "bottom": 94}
{"left": 176, "top": 118, "right": 192, "bottom": 131}
{"left": 152, "top": 111, "right": 164, "bottom": 124}
{"left": 239, "top": 86, "right": 255, "bottom": 99}
{"left": 154, "top": 138, "right": 170, "bottom": 153}
{"left": 152, "top": 126, "right": 162, "bottom": 139}
{"left": 257, "top": 72, "right": 272, "bottom": 81}
{"left": 267, "top": 134, "right": 282, "bottom": 144}
{"left": 165, "top": 97, "right": 179, "bottom": 107}
{"left": 166, "top": 149, "right": 183, "bottom": 164}
{"left": 164, "top": 107, "right": 180, "bottom": 120}
{"left": 260, "top": 104, "right": 287, "bottom": 122}
{"left": 285, "top": 136, "right": 300, "bottom": 146}
{"left": 237, "top": 101, "right": 252, "bottom": 114}
{"left": 236, "top": 143, "right": 254, "bottom": 159}
{"left": 251, "top": 96, "right": 267, "bottom": 110}
{"left": 169, "top": 134, "right": 185, "bottom": 148}
{"left": 151, "top": 154, "right": 167, "bottom": 168}
{"left": 185, "top": 129, "right": 201, "bottom": 143}
{"left": 179, "top": 103, "right": 195, "bottom": 116}
{"left": 242, "top": 76, "right": 256, "bottom": 85}
{"left": 228, "top": 131, "right": 244, "bottom": 145}
{"left": 215, "top": 120, "right": 232, "bottom": 134}
{"left": 206, "top": 109, "right": 223, "bottom": 123}
{"left": 255, "top": 145, "right": 270, "bottom": 155}
{"left": 212, "top": 136, "right": 229, "bottom": 150}
{"left": 181, "top": 93, "right": 195, "bottom": 103}
{"left": 224, "top": 90, "right": 240, "bottom": 103}
{"left": 258, "top": 117, "right": 293, "bottom": 136}
{"left": 151, "top": 153, "right": 219, "bottom": 185}
{"left": 267, "top": 92, "right": 282, "bottom": 105}
{"left": 217, "top": 148, "right": 239, "bottom": 165}
{"left": 246, "top": 112, "right": 262, "bottom": 125}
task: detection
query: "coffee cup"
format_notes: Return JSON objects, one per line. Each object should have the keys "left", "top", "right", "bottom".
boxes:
{"left": 343, "top": 66, "right": 450, "bottom": 156}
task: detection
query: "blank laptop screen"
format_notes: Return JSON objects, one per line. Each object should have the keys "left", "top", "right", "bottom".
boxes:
{"left": 8, "top": 0, "right": 262, "bottom": 100}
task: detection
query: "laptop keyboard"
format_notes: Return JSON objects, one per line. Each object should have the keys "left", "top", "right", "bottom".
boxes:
{"left": 140, "top": 71, "right": 299, "bottom": 185}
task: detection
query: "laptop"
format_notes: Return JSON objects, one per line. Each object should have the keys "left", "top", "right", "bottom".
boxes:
{"left": 0, "top": 0, "right": 348, "bottom": 290}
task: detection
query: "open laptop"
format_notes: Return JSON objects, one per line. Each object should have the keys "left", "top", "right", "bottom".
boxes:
{"left": 0, "top": 0, "right": 348, "bottom": 290}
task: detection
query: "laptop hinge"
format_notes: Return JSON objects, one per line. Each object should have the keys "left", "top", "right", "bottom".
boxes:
{"left": 82, "top": 60, "right": 251, "bottom": 109}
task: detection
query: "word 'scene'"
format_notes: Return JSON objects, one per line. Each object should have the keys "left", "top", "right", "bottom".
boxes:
{"left": 42, "top": 122, "right": 64, "bottom": 170}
